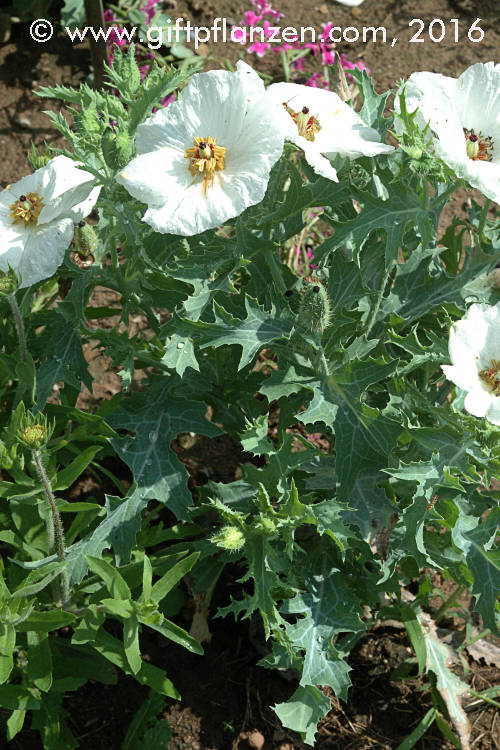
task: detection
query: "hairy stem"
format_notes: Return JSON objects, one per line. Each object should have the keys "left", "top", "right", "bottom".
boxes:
{"left": 33, "top": 450, "right": 70, "bottom": 606}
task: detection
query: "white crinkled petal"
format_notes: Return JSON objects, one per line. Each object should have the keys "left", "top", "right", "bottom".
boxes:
{"left": 441, "top": 364, "right": 480, "bottom": 392}
{"left": 68, "top": 185, "right": 102, "bottom": 223}
{"left": 137, "top": 67, "right": 255, "bottom": 157}
{"left": 140, "top": 100, "right": 284, "bottom": 236}
{"left": 0, "top": 219, "right": 73, "bottom": 288}
{"left": 397, "top": 64, "right": 500, "bottom": 204}
{"left": 116, "top": 148, "right": 192, "bottom": 208}
{"left": 266, "top": 81, "right": 392, "bottom": 172}
{"left": 300, "top": 143, "right": 338, "bottom": 181}
{"left": 235, "top": 60, "right": 266, "bottom": 104}
{"left": 36, "top": 156, "right": 98, "bottom": 224}
{"left": 464, "top": 388, "right": 495, "bottom": 418}
{"left": 448, "top": 303, "right": 496, "bottom": 362}
{"left": 119, "top": 67, "right": 284, "bottom": 236}
{"left": 455, "top": 63, "right": 500, "bottom": 145}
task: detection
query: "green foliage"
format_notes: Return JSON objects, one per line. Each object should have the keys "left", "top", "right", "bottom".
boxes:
{"left": 0, "top": 45, "right": 498, "bottom": 750}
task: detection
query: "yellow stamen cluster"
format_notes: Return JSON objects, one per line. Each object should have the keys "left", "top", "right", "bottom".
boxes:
{"left": 283, "top": 102, "right": 321, "bottom": 142}
{"left": 479, "top": 359, "right": 500, "bottom": 394}
{"left": 185, "top": 136, "right": 226, "bottom": 194}
{"left": 464, "top": 128, "right": 494, "bottom": 162}
{"left": 9, "top": 192, "right": 44, "bottom": 226}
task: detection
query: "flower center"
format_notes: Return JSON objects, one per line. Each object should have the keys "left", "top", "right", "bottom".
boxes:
{"left": 464, "top": 128, "right": 494, "bottom": 162}
{"left": 282, "top": 102, "right": 321, "bottom": 142}
{"left": 479, "top": 359, "right": 500, "bottom": 394}
{"left": 9, "top": 191, "right": 44, "bottom": 226}
{"left": 185, "top": 136, "right": 226, "bottom": 194}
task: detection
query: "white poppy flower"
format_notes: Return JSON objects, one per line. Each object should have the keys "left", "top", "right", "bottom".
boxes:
{"left": 116, "top": 61, "right": 284, "bottom": 236}
{"left": 397, "top": 62, "right": 500, "bottom": 204}
{"left": 0, "top": 155, "right": 101, "bottom": 288}
{"left": 265, "top": 82, "right": 394, "bottom": 182}
{"left": 442, "top": 302, "right": 500, "bottom": 425}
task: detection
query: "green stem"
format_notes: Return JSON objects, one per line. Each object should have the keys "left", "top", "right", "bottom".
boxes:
{"left": 280, "top": 49, "right": 290, "bottom": 82}
{"left": 434, "top": 584, "right": 466, "bottom": 623}
{"left": 107, "top": 215, "right": 119, "bottom": 275}
{"left": 466, "top": 688, "right": 500, "bottom": 711}
{"left": 33, "top": 450, "right": 70, "bottom": 606}
{"left": 7, "top": 293, "right": 27, "bottom": 361}
{"left": 365, "top": 261, "right": 396, "bottom": 338}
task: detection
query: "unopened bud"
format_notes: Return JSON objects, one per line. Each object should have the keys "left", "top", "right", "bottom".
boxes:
{"left": 0, "top": 267, "right": 19, "bottom": 295}
{"left": 211, "top": 525, "right": 245, "bottom": 552}
{"left": 27, "top": 142, "right": 52, "bottom": 170}
{"left": 73, "top": 222, "right": 98, "bottom": 258}
{"left": 19, "top": 424, "right": 47, "bottom": 449}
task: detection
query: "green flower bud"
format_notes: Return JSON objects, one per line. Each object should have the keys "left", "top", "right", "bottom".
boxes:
{"left": 27, "top": 142, "right": 52, "bottom": 170}
{"left": 212, "top": 525, "right": 245, "bottom": 552}
{"left": 0, "top": 267, "right": 19, "bottom": 295}
{"left": 17, "top": 412, "right": 53, "bottom": 450}
{"left": 19, "top": 424, "right": 47, "bottom": 449}
{"left": 102, "top": 129, "right": 133, "bottom": 171}
{"left": 298, "top": 278, "right": 332, "bottom": 334}
{"left": 73, "top": 222, "right": 98, "bottom": 257}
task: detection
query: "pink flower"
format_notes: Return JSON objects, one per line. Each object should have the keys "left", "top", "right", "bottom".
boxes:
{"left": 152, "top": 92, "right": 176, "bottom": 113}
{"left": 293, "top": 58, "right": 305, "bottom": 71}
{"left": 248, "top": 41, "right": 271, "bottom": 56}
{"left": 305, "top": 72, "right": 329, "bottom": 89}
{"left": 140, "top": 0, "right": 158, "bottom": 25}
{"left": 321, "top": 22, "right": 334, "bottom": 40}
{"left": 232, "top": 27, "right": 246, "bottom": 43}
{"left": 321, "top": 46, "right": 335, "bottom": 66}
{"left": 244, "top": 10, "right": 262, "bottom": 24}
{"left": 339, "top": 53, "right": 370, "bottom": 82}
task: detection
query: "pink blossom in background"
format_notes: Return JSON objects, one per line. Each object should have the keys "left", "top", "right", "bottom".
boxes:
{"left": 140, "top": 0, "right": 159, "bottom": 24}
{"left": 248, "top": 41, "right": 271, "bottom": 57}
{"left": 232, "top": 27, "right": 246, "bottom": 43}
{"left": 295, "top": 246, "right": 317, "bottom": 274}
{"left": 244, "top": 10, "right": 262, "bottom": 25}
{"left": 152, "top": 93, "right": 176, "bottom": 112}
{"left": 320, "top": 46, "right": 335, "bottom": 66}
{"left": 251, "top": 0, "right": 282, "bottom": 19}
{"left": 339, "top": 53, "right": 370, "bottom": 80}
{"left": 305, "top": 72, "right": 329, "bottom": 89}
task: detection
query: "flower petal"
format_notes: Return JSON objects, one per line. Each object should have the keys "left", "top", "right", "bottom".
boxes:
{"left": 116, "top": 148, "right": 191, "bottom": 208}
{"left": 464, "top": 388, "right": 495, "bottom": 418}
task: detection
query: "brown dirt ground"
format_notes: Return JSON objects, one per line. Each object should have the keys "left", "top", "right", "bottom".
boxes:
{"left": 1, "top": 1, "right": 500, "bottom": 748}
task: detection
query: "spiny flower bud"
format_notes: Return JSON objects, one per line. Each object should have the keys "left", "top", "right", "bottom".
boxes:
{"left": 298, "top": 277, "right": 332, "bottom": 334}
{"left": 16, "top": 411, "right": 53, "bottom": 450}
{"left": 27, "top": 142, "right": 52, "bottom": 170}
{"left": 211, "top": 525, "right": 245, "bottom": 552}
{"left": 73, "top": 221, "right": 98, "bottom": 256}
{"left": 0, "top": 267, "right": 19, "bottom": 295}
{"left": 19, "top": 424, "right": 48, "bottom": 449}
